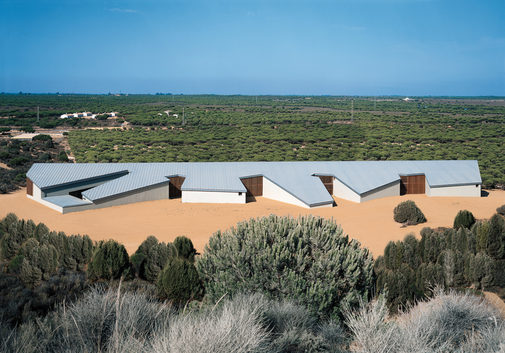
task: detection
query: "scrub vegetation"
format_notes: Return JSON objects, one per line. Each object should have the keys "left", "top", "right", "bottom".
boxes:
{"left": 2, "top": 210, "right": 505, "bottom": 351}
{"left": 0, "top": 135, "right": 68, "bottom": 193}
{"left": 1, "top": 94, "right": 505, "bottom": 189}
{"left": 376, "top": 210, "right": 505, "bottom": 313}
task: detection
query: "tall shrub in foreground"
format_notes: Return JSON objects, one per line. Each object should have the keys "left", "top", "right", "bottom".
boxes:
{"left": 197, "top": 214, "right": 375, "bottom": 320}
{"left": 157, "top": 256, "right": 204, "bottom": 305}
{"left": 87, "top": 239, "right": 131, "bottom": 281}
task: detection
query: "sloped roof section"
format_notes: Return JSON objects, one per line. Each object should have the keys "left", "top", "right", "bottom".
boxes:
{"left": 26, "top": 160, "right": 481, "bottom": 208}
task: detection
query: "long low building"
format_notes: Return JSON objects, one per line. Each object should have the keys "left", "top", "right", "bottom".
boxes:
{"left": 25, "top": 160, "right": 482, "bottom": 214}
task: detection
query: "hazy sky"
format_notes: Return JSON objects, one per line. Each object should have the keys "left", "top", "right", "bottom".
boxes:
{"left": 1, "top": 0, "right": 504, "bottom": 95}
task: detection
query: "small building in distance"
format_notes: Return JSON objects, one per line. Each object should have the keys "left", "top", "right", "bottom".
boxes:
{"left": 11, "top": 133, "right": 41, "bottom": 141}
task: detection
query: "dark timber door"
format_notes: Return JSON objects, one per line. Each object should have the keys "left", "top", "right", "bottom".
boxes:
{"left": 317, "top": 176, "right": 333, "bottom": 195}
{"left": 27, "top": 178, "right": 33, "bottom": 196}
{"left": 169, "top": 177, "right": 185, "bottom": 199}
{"left": 241, "top": 176, "right": 263, "bottom": 197}
{"left": 400, "top": 175, "right": 425, "bottom": 195}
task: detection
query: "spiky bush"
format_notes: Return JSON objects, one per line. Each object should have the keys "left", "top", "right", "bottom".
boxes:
{"left": 345, "top": 288, "right": 505, "bottom": 352}
{"left": 87, "top": 239, "right": 131, "bottom": 281}
{"left": 393, "top": 200, "right": 426, "bottom": 225}
{"left": 157, "top": 256, "right": 205, "bottom": 305}
{"left": 197, "top": 214, "right": 375, "bottom": 320}
{"left": 453, "top": 209, "right": 476, "bottom": 230}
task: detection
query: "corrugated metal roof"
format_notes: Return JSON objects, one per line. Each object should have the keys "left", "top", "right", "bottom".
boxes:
{"left": 27, "top": 160, "right": 482, "bottom": 207}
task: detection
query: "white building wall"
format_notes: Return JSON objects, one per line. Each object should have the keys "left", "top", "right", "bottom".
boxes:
{"left": 361, "top": 181, "right": 400, "bottom": 202}
{"left": 29, "top": 183, "right": 43, "bottom": 200}
{"left": 262, "top": 177, "right": 309, "bottom": 208}
{"left": 425, "top": 181, "right": 481, "bottom": 197}
{"left": 182, "top": 190, "right": 246, "bottom": 204}
{"left": 333, "top": 178, "right": 361, "bottom": 203}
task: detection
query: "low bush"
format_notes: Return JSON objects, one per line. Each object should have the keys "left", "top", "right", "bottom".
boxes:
{"left": 453, "top": 209, "right": 476, "bottom": 229}
{"left": 393, "top": 200, "right": 426, "bottom": 225}
{"left": 497, "top": 204, "right": 505, "bottom": 216}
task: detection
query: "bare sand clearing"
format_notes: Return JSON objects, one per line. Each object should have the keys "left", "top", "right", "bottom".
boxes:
{"left": 0, "top": 162, "right": 11, "bottom": 170}
{"left": 1, "top": 188, "right": 504, "bottom": 257}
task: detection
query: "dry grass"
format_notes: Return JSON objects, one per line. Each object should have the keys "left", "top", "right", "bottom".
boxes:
{"left": 1, "top": 188, "right": 504, "bottom": 257}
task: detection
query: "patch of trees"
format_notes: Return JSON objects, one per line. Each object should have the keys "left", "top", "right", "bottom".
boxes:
{"left": 375, "top": 210, "right": 505, "bottom": 313}
{"left": 0, "top": 137, "right": 68, "bottom": 193}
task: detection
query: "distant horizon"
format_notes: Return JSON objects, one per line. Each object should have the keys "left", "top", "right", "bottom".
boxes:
{"left": 2, "top": 92, "right": 504, "bottom": 99}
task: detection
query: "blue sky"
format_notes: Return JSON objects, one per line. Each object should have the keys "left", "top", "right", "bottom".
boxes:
{"left": 1, "top": 0, "right": 504, "bottom": 95}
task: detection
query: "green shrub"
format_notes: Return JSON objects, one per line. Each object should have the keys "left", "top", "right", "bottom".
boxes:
{"left": 174, "top": 235, "right": 197, "bottom": 263}
{"left": 157, "top": 256, "right": 204, "bottom": 305}
{"left": 58, "top": 152, "right": 68, "bottom": 162}
{"left": 134, "top": 236, "right": 177, "bottom": 282}
{"left": 497, "top": 204, "right": 505, "bottom": 216}
{"left": 87, "top": 239, "right": 130, "bottom": 281}
{"left": 487, "top": 213, "right": 504, "bottom": 260}
{"left": 32, "top": 134, "right": 52, "bottom": 142}
{"left": 453, "top": 210, "right": 476, "bottom": 229}
{"left": 197, "top": 214, "right": 375, "bottom": 320}
{"left": 393, "top": 200, "right": 426, "bottom": 225}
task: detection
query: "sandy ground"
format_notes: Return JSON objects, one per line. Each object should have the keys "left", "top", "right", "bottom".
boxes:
{"left": 0, "top": 162, "right": 11, "bottom": 170}
{"left": 1, "top": 188, "right": 504, "bottom": 257}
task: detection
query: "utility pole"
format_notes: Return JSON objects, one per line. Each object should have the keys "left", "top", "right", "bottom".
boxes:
{"left": 351, "top": 99, "right": 354, "bottom": 123}
{"left": 182, "top": 107, "right": 185, "bottom": 125}
{"left": 374, "top": 97, "right": 376, "bottom": 111}
{"left": 37, "top": 106, "right": 39, "bottom": 123}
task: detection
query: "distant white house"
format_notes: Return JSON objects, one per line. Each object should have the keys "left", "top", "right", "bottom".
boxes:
{"left": 404, "top": 97, "right": 411, "bottom": 101}
{"left": 12, "top": 133, "right": 41, "bottom": 141}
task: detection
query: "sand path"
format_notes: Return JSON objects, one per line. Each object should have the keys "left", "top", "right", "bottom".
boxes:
{"left": 0, "top": 162, "right": 11, "bottom": 170}
{"left": 0, "top": 189, "right": 504, "bottom": 257}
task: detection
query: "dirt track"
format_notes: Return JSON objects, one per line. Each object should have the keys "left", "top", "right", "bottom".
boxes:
{"left": 0, "top": 188, "right": 504, "bottom": 257}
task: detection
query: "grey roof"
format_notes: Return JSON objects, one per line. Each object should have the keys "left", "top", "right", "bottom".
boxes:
{"left": 43, "top": 195, "right": 93, "bottom": 208}
{"left": 26, "top": 160, "right": 482, "bottom": 207}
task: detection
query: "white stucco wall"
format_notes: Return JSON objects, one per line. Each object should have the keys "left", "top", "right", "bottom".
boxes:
{"left": 182, "top": 190, "right": 246, "bottom": 204}
{"left": 262, "top": 177, "right": 310, "bottom": 208}
{"left": 28, "top": 183, "right": 43, "bottom": 200}
{"left": 361, "top": 181, "right": 400, "bottom": 202}
{"left": 425, "top": 181, "right": 481, "bottom": 197}
{"left": 333, "top": 178, "right": 361, "bottom": 203}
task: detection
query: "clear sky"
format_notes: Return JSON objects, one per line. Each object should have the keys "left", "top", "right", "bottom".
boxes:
{"left": 1, "top": 0, "right": 504, "bottom": 96}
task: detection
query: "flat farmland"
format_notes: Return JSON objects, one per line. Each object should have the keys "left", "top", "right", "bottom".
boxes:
{"left": 1, "top": 188, "right": 504, "bottom": 257}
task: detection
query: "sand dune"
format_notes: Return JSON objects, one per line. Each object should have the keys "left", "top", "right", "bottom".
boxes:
{"left": 1, "top": 188, "right": 504, "bottom": 257}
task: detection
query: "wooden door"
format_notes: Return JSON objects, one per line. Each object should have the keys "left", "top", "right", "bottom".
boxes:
{"left": 241, "top": 176, "right": 263, "bottom": 197}
{"left": 169, "top": 177, "right": 185, "bottom": 199}
{"left": 400, "top": 175, "right": 425, "bottom": 195}
{"left": 317, "top": 176, "right": 333, "bottom": 195}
